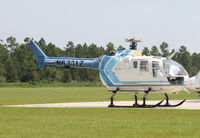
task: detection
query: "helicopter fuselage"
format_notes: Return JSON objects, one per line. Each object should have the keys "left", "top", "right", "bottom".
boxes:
{"left": 99, "top": 50, "right": 189, "bottom": 93}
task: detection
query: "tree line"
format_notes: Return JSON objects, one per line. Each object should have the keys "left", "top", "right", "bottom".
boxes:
{"left": 0, "top": 36, "right": 199, "bottom": 83}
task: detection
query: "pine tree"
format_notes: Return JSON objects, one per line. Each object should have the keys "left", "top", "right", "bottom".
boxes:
{"left": 150, "top": 46, "right": 160, "bottom": 56}
{"left": 142, "top": 47, "right": 150, "bottom": 56}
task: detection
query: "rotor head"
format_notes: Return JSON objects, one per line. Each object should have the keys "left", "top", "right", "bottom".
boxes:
{"left": 125, "top": 38, "right": 142, "bottom": 50}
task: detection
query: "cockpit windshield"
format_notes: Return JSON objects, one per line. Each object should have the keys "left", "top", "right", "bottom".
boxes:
{"left": 163, "top": 59, "right": 188, "bottom": 76}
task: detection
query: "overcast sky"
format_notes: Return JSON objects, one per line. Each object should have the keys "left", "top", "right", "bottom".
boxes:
{"left": 0, "top": 0, "right": 200, "bottom": 53}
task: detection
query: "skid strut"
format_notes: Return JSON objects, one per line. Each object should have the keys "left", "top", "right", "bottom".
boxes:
{"left": 132, "top": 89, "right": 163, "bottom": 108}
{"left": 108, "top": 88, "right": 163, "bottom": 108}
{"left": 157, "top": 93, "right": 186, "bottom": 107}
{"left": 108, "top": 88, "right": 118, "bottom": 107}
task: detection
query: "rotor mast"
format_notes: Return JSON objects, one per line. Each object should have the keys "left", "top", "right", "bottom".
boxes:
{"left": 125, "top": 38, "right": 142, "bottom": 50}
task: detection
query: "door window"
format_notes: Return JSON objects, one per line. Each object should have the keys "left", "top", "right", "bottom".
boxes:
{"left": 133, "top": 61, "right": 137, "bottom": 69}
{"left": 140, "top": 61, "right": 149, "bottom": 72}
{"left": 152, "top": 61, "right": 162, "bottom": 78}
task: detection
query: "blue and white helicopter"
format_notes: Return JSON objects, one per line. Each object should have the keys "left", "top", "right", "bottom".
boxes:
{"left": 29, "top": 38, "right": 200, "bottom": 108}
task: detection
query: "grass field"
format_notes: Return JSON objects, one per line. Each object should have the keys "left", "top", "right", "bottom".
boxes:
{"left": 0, "top": 82, "right": 102, "bottom": 87}
{"left": 0, "top": 107, "right": 200, "bottom": 138}
{"left": 0, "top": 87, "right": 200, "bottom": 138}
{"left": 0, "top": 87, "right": 198, "bottom": 105}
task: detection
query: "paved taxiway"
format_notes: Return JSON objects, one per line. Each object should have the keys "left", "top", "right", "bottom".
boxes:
{"left": 4, "top": 99, "right": 200, "bottom": 109}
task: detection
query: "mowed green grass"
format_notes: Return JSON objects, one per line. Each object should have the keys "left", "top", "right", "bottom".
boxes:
{"left": 0, "top": 87, "right": 198, "bottom": 105}
{"left": 0, "top": 88, "right": 200, "bottom": 138}
{"left": 0, "top": 107, "right": 200, "bottom": 138}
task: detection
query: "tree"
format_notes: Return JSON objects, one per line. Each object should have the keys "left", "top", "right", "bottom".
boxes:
{"left": 191, "top": 53, "right": 200, "bottom": 71}
{"left": 190, "top": 52, "right": 200, "bottom": 76}
{"left": 62, "top": 70, "right": 72, "bottom": 82}
{"left": 0, "top": 63, "right": 5, "bottom": 77}
{"left": 0, "top": 63, "right": 6, "bottom": 82}
{"left": 12, "top": 43, "right": 39, "bottom": 82}
{"left": 37, "top": 38, "right": 47, "bottom": 53}
{"left": 117, "top": 45, "right": 125, "bottom": 50}
{"left": 150, "top": 46, "right": 160, "bottom": 56}
{"left": 0, "top": 40, "right": 17, "bottom": 82}
{"left": 65, "top": 41, "right": 75, "bottom": 57}
{"left": 45, "top": 43, "right": 61, "bottom": 57}
{"left": 5, "top": 36, "right": 19, "bottom": 53}
{"left": 88, "top": 43, "right": 100, "bottom": 57}
{"left": 106, "top": 42, "right": 115, "bottom": 55}
{"left": 44, "top": 67, "right": 58, "bottom": 82}
{"left": 75, "top": 44, "right": 84, "bottom": 58}
{"left": 160, "top": 42, "right": 170, "bottom": 57}
{"left": 0, "top": 41, "right": 8, "bottom": 68}
{"left": 176, "top": 46, "right": 193, "bottom": 76}
{"left": 24, "top": 37, "right": 31, "bottom": 43}
{"left": 142, "top": 47, "right": 150, "bottom": 56}
{"left": 4, "top": 57, "right": 18, "bottom": 82}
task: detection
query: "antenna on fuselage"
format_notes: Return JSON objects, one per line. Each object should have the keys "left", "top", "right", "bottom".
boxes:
{"left": 167, "top": 50, "right": 178, "bottom": 59}
{"left": 125, "top": 38, "right": 142, "bottom": 50}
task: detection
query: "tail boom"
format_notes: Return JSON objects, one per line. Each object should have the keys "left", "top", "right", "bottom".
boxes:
{"left": 45, "top": 57, "right": 100, "bottom": 70}
{"left": 29, "top": 40, "right": 101, "bottom": 70}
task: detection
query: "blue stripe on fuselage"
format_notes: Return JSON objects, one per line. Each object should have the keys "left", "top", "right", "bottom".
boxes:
{"left": 104, "top": 56, "right": 121, "bottom": 83}
{"left": 100, "top": 70, "right": 113, "bottom": 86}
{"left": 113, "top": 81, "right": 169, "bottom": 84}
{"left": 104, "top": 52, "right": 124, "bottom": 83}
{"left": 112, "top": 84, "right": 185, "bottom": 87}
{"left": 100, "top": 56, "right": 112, "bottom": 70}
{"left": 120, "top": 50, "right": 133, "bottom": 58}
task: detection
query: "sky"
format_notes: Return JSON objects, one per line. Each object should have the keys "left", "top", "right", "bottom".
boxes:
{"left": 0, "top": 0, "right": 200, "bottom": 53}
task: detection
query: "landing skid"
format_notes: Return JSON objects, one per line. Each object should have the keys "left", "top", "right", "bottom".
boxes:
{"left": 157, "top": 93, "right": 186, "bottom": 107}
{"left": 109, "top": 101, "right": 163, "bottom": 108}
{"left": 108, "top": 88, "right": 163, "bottom": 108}
{"left": 108, "top": 89, "right": 186, "bottom": 108}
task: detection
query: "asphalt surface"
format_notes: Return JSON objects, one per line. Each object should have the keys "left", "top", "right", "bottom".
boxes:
{"left": 4, "top": 99, "right": 200, "bottom": 109}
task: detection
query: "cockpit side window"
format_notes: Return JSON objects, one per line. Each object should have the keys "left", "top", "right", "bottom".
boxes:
{"left": 140, "top": 61, "right": 149, "bottom": 72}
{"left": 163, "top": 59, "right": 187, "bottom": 85}
{"left": 163, "top": 59, "right": 187, "bottom": 76}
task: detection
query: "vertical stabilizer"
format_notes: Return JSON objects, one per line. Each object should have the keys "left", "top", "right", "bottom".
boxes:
{"left": 29, "top": 40, "right": 47, "bottom": 68}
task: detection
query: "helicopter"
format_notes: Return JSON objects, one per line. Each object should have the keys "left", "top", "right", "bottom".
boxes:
{"left": 29, "top": 38, "right": 200, "bottom": 108}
